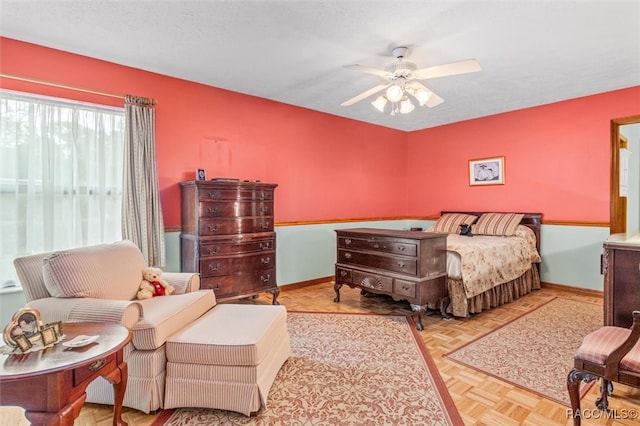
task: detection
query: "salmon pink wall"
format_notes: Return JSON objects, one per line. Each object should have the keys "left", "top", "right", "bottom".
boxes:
{"left": 0, "top": 37, "right": 408, "bottom": 227}
{"left": 407, "top": 86, "right": 640, "bottom": 222}
{"left": 4, "top": 37, "right": 638, "bottom": 226}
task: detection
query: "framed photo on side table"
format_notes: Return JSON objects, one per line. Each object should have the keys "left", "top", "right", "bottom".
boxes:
{"left": 3, "top": 307, "right": 44, "bottom": 349}
{"left": 469, "top": 156, "right": 505, "bottom": 186}
{"left": 40, "top": 326, "right": 58, "bottom": 346}
{"left": 13, "top": 334, "right": 33, "bottom": 352}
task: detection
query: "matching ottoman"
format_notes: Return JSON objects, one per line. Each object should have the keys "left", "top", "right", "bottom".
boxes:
{"left": 164, "top": 304, "right": 291, "bottom": 415}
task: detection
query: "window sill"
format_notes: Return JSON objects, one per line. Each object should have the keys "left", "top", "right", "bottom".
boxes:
{"left": 0, "top": 287, "right": 24, "bottom": 295}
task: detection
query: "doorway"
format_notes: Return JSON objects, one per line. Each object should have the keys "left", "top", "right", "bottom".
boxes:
{"left": 610, "top": 115, "right": 640, "bottom": 235}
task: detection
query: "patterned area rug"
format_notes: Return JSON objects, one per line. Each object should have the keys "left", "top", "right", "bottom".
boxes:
{"left": 446, "top": 297, "right": 602, "bottom": 406}
{"left": 153, "top": 312, "right": 461, "bottom": 425}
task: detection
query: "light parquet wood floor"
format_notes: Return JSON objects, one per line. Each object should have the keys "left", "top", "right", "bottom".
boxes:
{"left": 2, "top": 282, "right": 639, "bottom": 425}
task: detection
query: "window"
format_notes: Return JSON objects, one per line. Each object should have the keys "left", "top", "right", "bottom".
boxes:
{"left": 0, "top": 90, "right": 125, "bottom": 289}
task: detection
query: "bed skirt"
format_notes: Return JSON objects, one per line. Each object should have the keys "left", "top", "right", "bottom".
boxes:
{"left": 446, "top": 264, "right": 541, "bottom": 318}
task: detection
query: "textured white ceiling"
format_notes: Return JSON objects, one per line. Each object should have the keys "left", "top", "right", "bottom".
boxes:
{"left": 1, "top": 0, "right": 639, "bottom": 131}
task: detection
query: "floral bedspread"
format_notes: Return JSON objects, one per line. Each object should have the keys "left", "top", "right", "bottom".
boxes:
{"left": 445, "top": 225, "right": 541, "bottom": 299}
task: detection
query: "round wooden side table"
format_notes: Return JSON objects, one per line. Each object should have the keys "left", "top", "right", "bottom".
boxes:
{"left": 0, "top": 322, "right": 132, "bottom": 426}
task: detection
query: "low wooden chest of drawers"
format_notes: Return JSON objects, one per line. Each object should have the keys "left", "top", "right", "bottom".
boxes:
{"left": 180, "top": 180, "right": 279, "bottom": 304}
{"left": 334, "top": 228, "right": 448, "bottom": 330}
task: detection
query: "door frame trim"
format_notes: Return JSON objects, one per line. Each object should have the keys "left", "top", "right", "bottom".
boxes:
{"left": 610, "top": 115, "right": 640, "bottom": 234}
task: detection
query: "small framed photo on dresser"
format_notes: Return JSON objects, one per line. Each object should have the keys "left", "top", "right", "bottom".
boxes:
{"left": 196, "top": 169, "right": 206, "bottom": 181}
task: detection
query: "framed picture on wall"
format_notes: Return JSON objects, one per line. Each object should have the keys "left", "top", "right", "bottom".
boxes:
{"left": 469, "top": 156, "right": 505, "bottom": 186}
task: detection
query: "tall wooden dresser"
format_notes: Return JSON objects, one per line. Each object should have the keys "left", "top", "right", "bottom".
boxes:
{"left": 334, "top": 228, "right": 448, "bottom": 330}
{"left": 602, "top": 234, "right": 640, "bottom": 328}
{"left": 180, "top": 180, "right": 279, "bottom": 304}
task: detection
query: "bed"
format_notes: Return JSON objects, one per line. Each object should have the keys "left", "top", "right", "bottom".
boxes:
{"left": 428, "top": 211, "right": 542, "bottom": 317}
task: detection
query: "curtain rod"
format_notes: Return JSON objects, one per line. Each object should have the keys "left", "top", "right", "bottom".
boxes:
{"left": 0, "top": 72, "right": 125, "bottom": 99}
{"left": 0, "top": 72, "right": 157, "bottom": 105}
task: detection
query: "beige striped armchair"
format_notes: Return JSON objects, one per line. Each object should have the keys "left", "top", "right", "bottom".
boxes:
{"left": 13, "top": 240, "right": 217, "bottom": 413}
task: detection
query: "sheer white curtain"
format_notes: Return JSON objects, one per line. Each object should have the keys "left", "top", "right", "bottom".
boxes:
{"left": 0, "top": 90, "right": 124, "bottom": 287}
{"left": 121, "top": 95, "right": 165, "bottom": 268}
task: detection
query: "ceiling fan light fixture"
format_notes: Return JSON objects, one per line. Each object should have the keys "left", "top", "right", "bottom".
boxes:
{"left": 415, "top": 89, "right": 431, "bottom": 106}
{"left": 399, "top": 97, "right": 414, "bottom": 114}
{"left": 385, "top": 84, "right": 403, "bottom": 103}
{"left": 371, "top": 95, "right": 387, "bottom": 112}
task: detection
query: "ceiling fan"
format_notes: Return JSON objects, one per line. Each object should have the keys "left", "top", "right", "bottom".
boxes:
{"left": 341, "top": 46, "right": 481, "bottom": 115}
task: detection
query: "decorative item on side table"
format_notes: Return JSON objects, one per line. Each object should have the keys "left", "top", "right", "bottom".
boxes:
{"left": 469, "top": 156, "right": 505, "bottom": 186}
{"left": 2, "top": 308, "right": 66, "bottom": 353}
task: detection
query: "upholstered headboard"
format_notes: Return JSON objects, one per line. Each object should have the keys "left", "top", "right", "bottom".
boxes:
{"left": 440, "top": 211, "right": 542, "bottom": 255}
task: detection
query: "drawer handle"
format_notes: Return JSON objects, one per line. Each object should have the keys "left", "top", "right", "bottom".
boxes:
{"left": 373, "top": 243, "right": 380, "bottom": 249}
{"left": 398, "top": 246, "right": 405, "bottom": 251}
{"left": 398, "top": 262, "right": 406, "bottom": 268}
{"left": 259, "top": 242, "right": 271, "bottom": 250}
{"left": 208, "top": 263, "right": 220, "bottom": 271}
{"left": 261, "top": 273, "right": 271, "bottom": 283}
{"left": 206, "top": 246, "right": 221, "bottom": 255}
{"left": 260, "top": 206, "right": 270, "bottom": 214}
{"left": 261, "top": 257, "right": 271, "bottom": 264}
{"left": 344, "top": 238, "right": 351, "bottom": 245}
{"left": 207, "top": 224, "right": 220, "bottom": 232}
{"left": 340, "top": 270, "right": 348, "bottom": 277}
{"left": 88, "top": 359, "right": 106, "bottom": 372}
{"left": 344, "top": 252, "right": 352, "bottom": 259}
{"left": 206, "top": 191, "right": 219, "bottom": 199}
{"left": 207, "top": 206, "right": 220, "bottom": 214}
{"left": 261, "top": 222, "right": 270, "bottom": 229}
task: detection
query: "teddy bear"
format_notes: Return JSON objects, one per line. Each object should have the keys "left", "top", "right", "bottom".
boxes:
{"left": 136, "top": 266, "right": 175, "bottom": 300}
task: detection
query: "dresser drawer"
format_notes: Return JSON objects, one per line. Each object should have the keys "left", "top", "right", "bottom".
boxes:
{"left": 199, "top": 237, "right": 274, "bottom": 257}
{"left": 199, "top": 217, "right": 273, "bottom": 235}
{"left": 201, "top": 269, "right": 276, "bottom": 299}
{"left": 73, "top": 353, "right": 116, "bottom": 386}
{"left": 199, "top": 201, "right": 273, "bottom": 218}
{"left": 198, "top": 188, "right": 274, "bottom": 202}
{"left": 338, "top": 249, "right": 417, "bottom": 276}
{"left": 335, "top": 266, "right": 352, "bottom": 283}
{"left": 394, "top": 279, "right": 416, "bottom": 299}
{"left": 352, "top": 270, "right": 393, "bottom": 293}
{"left": 338, "top": 236, "right": 417, "bottom": 257}
{"left": 199, "top": 252, "right": 274, "bottom": 277}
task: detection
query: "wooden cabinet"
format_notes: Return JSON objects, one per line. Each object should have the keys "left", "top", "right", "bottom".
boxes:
{"left": 603, "top": 234, "right": 640, "bottom": 328}
{"left": 180, "top": 180, "right": 279, "bottom": 304}
{"left": 334, "top": 228, "right": 448, "bottom": 330}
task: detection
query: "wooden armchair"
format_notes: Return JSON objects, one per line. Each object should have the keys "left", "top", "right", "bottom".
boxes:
{"left": 567, "top": 310, "right": 640, "bottom": 425}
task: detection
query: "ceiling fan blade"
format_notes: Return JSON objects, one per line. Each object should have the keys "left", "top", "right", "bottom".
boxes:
{"left": 341, "top": 83, "right": 390, "bottom": 106}
{"left": 344, "top": 64, "right": 395, "bottom": 79}
{"left": 424, "top": 91, "right": 444, "bottom": 108}
{"left": 412, "top": 59, "right": 481, "bottom": 80}
{"left": 406, "top": 81, "right": 444, "bottom": 108}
